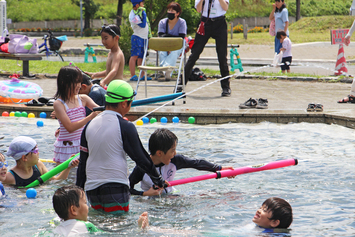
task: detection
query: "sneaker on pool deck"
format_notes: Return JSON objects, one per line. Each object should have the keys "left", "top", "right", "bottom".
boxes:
{"left": 239, "top": 98, "right": 257, "bottom": 109}
{"left": 221, "top": 88, "right": 231, "bottom": 97}
{"left": 256, "top": 98, "right": 268, "bottom": 109}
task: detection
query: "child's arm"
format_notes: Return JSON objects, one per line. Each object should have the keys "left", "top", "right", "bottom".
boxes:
{"left": 86, "top": 70, "right": 107, "bottom": 80}
{"left": 99, "top": 52, "right": 123, "bottom": 87}
{"left": 129, "top": 166, "right": 163, "bottom": 196}
{"left": 37, "top": 156, "right": 79, "bottom": 180}
{"left": 53, "top": 100, "right": 98, "bottom": 133}
{"left": 80, "top": 94, "right": 99, "bottom": 111}
{"left": 137, "top": 9, "right": 147, "bottom": 28}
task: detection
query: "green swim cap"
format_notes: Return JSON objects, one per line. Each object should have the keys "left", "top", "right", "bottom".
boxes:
{"left": 105, "top": 80, "right": 136, "bottom": 103}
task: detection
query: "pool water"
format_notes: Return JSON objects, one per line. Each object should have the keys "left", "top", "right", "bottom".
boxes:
{"left": 1, "top": 117, "right": 355, "bottom": 236}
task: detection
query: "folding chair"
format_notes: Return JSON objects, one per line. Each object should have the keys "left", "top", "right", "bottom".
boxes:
{"left": 136, "top": 37, "right": 186, "bottom": 104}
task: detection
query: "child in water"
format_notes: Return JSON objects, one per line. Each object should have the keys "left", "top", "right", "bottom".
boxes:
{"left": 2, "top": 136, "right": 78, "bottom": 187}
{"left": 252, "top": 197, "right": 293, "bottom": 230}
{"left": 53, "top": 66, "right": 100, "bottom": 163}
{"left": 129, "top": 128, "right": 235, "bottom": 196}
{"left": 52, "top": 185, "right": 149, "bottom": 236}
{"left": 85, "top": 24, "right": 125, "bottom": 88}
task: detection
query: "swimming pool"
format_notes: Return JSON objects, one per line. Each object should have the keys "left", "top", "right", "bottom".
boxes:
{"left": 1, "top": 117, "right": 355, "bottom": 236}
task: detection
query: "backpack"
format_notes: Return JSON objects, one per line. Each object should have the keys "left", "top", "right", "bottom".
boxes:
{"left": 189, "top": 68, "right": 207, "bottom": 81}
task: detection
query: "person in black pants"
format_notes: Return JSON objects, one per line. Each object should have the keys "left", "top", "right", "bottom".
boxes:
{"left": 179, "top": 0, "right": 231, "bottom": 97}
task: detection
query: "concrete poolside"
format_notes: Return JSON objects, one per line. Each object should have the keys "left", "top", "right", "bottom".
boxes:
{"left": 1, "top": 39, "right": 355, "bottom": 128}
{"left": 0, "top": 77, "right": 355, "bottom": 129}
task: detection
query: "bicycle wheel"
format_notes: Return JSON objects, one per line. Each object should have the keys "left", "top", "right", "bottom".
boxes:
{"left": 57, "top": 52, "right": 64, "bottom": 62}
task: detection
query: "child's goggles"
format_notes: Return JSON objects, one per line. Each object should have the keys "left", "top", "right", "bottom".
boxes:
{"left": 101, "top": 25, "right": 119, "bottom": 36}
{"left": 0, "top": 161, "right": 8, "bottom": 169}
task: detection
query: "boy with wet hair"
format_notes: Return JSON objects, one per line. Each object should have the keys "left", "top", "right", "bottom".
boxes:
{"left": 129, "top": 128, "right": 234, "bottom": 196}
{"left": 53, "top": 185, "right": 149, "bottom": 235}
{"left": 53, "top": 185, "right": 102, "bottom": 235}
{"left": 86, "top": 24, "right": 124, "bottom": 88}
{"left": 252, "top": 197, "right": 293, "bottom": 229}
{"left": 79, "top": 73, "right": 106, "bottom": 116}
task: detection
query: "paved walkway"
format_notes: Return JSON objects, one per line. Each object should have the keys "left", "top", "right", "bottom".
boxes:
{"left": 1, "top": 37, "right": 355, "bottom": 127}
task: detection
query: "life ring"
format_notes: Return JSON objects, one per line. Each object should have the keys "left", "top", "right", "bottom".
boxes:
{"left": 0, "top": 77, "right": 43, "bottom": 103}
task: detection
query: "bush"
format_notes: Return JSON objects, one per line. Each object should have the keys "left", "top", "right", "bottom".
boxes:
{"left": 119, "top": 20, "right": 133, "bottom": 65}
{"left": 233, "top": 24, "right": 243, "bottom": 33}
{"left": 248, "top": 26, "right": 266, "bottom": 33}
{"left": 84, "top": 28, "right": 93, "bottom": 37}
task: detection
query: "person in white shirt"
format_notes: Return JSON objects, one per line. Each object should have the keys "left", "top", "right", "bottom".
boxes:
{"left": 181, "top": 0, "right": 231, "bottom": 97}
{"left": 276, "top": 30, "right": 292, "bottom": 73}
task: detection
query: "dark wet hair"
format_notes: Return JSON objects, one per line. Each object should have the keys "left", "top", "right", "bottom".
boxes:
{"left": 276, "top": 30, "right": 287, "bottom": 39}
{"left": 149, "top": 128, "right": 178, "bottom": 155}
{"left": 100, "top": 24, "right": 121, "bottom": 37}
{"left": 81, "top": 73, "right": 92, "bottom": 86}
{"left": 53, "top": 185, "right": 85, "bottom": 221}
{"left": 54, "top": 66, "right": 83, "bottom": 102}
{"left": 167, "top": 2, "right": 182, "bottom": 17}
{"left": 275, "top": 0, "right": 286, "bottom": 13}
{"left": 263, "top": 197, "right": 293, "bottom": 228}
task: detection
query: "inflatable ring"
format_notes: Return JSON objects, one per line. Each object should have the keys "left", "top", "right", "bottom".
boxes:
{"left": 0, "top": 77, "right": 43, "bottom": 103}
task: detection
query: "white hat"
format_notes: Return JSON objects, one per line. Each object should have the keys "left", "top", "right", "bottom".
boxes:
{"left": 6, "top": 136, "right": 37, "bottom": 160}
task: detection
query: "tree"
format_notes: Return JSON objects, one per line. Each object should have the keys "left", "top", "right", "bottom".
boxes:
{"left": 116, "top": 0, "right": 126, "bottom": 27}
{"left": 296, "top": 0, "right": 301, "bottom": 21}
{"left": 72, "top": 0, "right": 100, "bottom": 29}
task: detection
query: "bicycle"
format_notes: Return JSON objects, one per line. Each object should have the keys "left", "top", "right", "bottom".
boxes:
{"left": 38, "top": 30, "right": 66, "bottom": 62}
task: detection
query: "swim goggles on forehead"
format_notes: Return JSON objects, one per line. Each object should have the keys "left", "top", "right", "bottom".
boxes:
{"left": 0, "top": 160, "right": 8, "bottom": 169}
{"left": 106, "top": 90, "right": 137, "bottom": 101}
{"left": 101, "top": 25, "right": 118, "bottom": 36}
{"left": 27, "top": 147, "right": 39, "bottom": 155}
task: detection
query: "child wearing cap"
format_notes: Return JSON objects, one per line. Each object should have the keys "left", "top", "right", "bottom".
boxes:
{"left": 85, "top": 24, "right": 124, "bottom": 88}
{"left": 129, "top": 0, "right": 152, "bottom": 81}
{"left": 2, "top": 136, "right": 79, "bottom": 187}
{"left": 76, "top": 80, "right": 166, "bottom": 213}
{"left": 52, "top": 185, "right": 149, "bottom": 236}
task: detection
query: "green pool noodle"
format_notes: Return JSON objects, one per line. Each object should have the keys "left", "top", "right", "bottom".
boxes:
{"left": 22, "top": 153, "right": 79, "bottom": 188}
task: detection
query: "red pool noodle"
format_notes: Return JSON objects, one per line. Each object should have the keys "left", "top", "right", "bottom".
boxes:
{"left": 168, "top": 159, "right": 298, "bottom": 187}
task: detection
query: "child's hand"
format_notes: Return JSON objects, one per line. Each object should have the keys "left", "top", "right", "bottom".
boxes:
{"left": 138, "top": 212, "right": 149, "bottom": 229}
{"left": 345, "top": 35, "right": 351, "bottom": 46}
{"left": 68, "top": 155, "right": 79, "bottom": 168}
{"left": 85, "top": 72, "right": 95, "bottom": 79}
{"left": 100, "top": 79, "right": 107, "bottom": 88}
{"left": 54, "top": 128, "right": 60, "bottom": 138}
{"left": 272, "top": 3, "right": 276, "bottom": 9}
{"left": 221, "top": 166, "right": 236, "bottom": 179}
{"left": 50, "top": 110, "right": 56, "bottom": 119}
{"left": 144, "top": 186, "right": 163, "bottom": 196}
{"left": 280, "top": 48, "right": 286, "bottom": 52}
{"left": 89, "top": 111, "right": 101, "bottom": 120}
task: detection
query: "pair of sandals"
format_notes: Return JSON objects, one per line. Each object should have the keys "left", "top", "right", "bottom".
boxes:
{"left": 26, "top": 97, "right": 54, "bottom": 106}
{"left": 307, "top": 103, "right": 323, "bottom": 112}
{"left": 338, "top": 95, "right": 355, "bottom": 103}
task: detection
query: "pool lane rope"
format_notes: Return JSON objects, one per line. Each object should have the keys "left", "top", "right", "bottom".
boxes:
{"left": 20, "top": 153, "right": 79, "bottom": 188}
{"left": 168, "top": 158, "right": 298, "bottom": 187}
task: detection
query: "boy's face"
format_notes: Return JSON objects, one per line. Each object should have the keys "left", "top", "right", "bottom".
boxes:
{"left": 158, "top": 141, "right": 177, "bottom": 165}
{"left": 75, "top": 192, "right": 89, "bottom": 221}
{"left": 101, "top": 31, "right": 119, "bottom": 49}
{"left": 0, "top": 153, "right": 8, "bottom": 180}
{"left": 252, "top": 205, "right": 279, "bottom": 228}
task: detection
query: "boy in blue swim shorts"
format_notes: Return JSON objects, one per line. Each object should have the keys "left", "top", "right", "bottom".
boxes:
{"left": 129, "top": 0, "right": 152, "bottom": 81}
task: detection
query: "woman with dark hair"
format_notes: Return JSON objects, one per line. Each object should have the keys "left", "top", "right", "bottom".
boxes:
{"left": 269, "top": 0, "right": 289, "bottom": 53}
{"left": 157, "top": 2, "right": 187, "bottom": 80}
